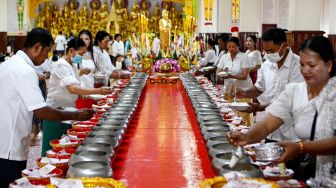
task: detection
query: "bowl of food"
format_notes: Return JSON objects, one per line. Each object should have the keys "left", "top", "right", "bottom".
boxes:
{"left": 229, "top": 102, "right": 250, "bottom": 111}
{"left": 254, "top": 143, "right": 284, "bottom": 162}
{"left": 67, "top": 161, "right": 112, "bottom": 178}
{"left": 46, "top": 148, "right": 76, "bottom": 159}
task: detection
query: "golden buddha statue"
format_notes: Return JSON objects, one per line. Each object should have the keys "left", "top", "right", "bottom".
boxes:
{"left": 62, "top": 2, "right": 70, "bottom": 20}
{"left": 159, "top": 8, "right": 172, "bottom": 54}
{"left": 50, "top": 21, "right": 59, "bottom": 39}
{"left": 68, "top": 0, "right": 79, "bottom": 23}
{"left": 128, "top": 3, "right": 140, "bottom": 34}
{"left": 150, "top": 3, "right": 161, "bottom": 33}
{"left": 78, "top": 1, "right": 89, "bottom": 29}
{"left": 44, "top": 2, "right": 53, "bottom": 28}
{"left": 107, "top": 0, "right": 127, "bottom": 34}
{"left": 36, "top": 14, "right": 46, "bottom": 28}
{"left": 100, "top": 0, "right": 109, "bottom": 21}
{"left": 52, "top": 4, "right": 59, "bottom": 20}
{"left": 90, "top": 0, "right": 101, "bottom": 22}
{"left": 170, "top": 5, "right": 180, "bottom": 33}
{"left": 140, "top": 1, "right": 150, "bottom": 18}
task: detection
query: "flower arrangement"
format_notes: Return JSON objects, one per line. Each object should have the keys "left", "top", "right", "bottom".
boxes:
{"left": 153, "top": 58, "right": 181, "bottom": 73}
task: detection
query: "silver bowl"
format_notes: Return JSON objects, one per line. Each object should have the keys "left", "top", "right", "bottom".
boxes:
{"left": 69, "top": 150, "right": 110, "bottom": 165}
{"left": 209, "top": 143, "right": 235, "bottom": 158}
{"left": 219, "top": 163, "right": 263, "bottom": 178}
{"left": 90, "top": 129, "right": 123, "bottom": 141}
{"left": 84, "top": 135, "right": 119, "bottom": 148}
{"left": 212, "top": 152, "right": 250, "bottom": 171}
{"left": 201, "top": 125, "right": 230, "bottom": 136}
{"left": 67, "top": 161, "right": 112, "bottom": 178}
{"left": 206, "top": 135, "right": 229, "bottom": 149}
{"left": 77, "top": 143, "right": 114, "bottom": 156}
{"left": 204, "top": 129, "right": 230, "bottom": 140}
{"left": 254, "top": 143, "right": 284, "bottom": 162}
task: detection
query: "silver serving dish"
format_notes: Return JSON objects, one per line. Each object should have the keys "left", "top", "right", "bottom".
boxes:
{"left": 84, "top": 135, "right": 119, "bottom": 148}
{"left": 200, "top": 120, "right": 227, "bottom": 128}
{"left": 69, "top": 150, "right": 110, "bottom": 165}
{"left": 90, "top": 130, "right": 123, "bottom": 141}
{"left": 201, "top": 124, "right": 229, "bottom": 134}
{"left": 77, "top": 143, "right": 114, "bottom": 156}
{"left": 254, "top": 143, "right": 284, "bottom": 162}
{"left": 198, "top": 115, "right": 223, "bottom": 123}
{"left": 99, "top": 119, "right": 127, "bottom": 125}
{"left": 212, "top": 152, "right": 250, "bottom": 171}
{"left": 95, "top": 123, "right": 127, "bottom": 130}
{"left": 67, "top": 161, "right": 112, "bottom": 178}
{"left": 209, "top": 143, "right": 235, "bottom": 158}
{"left": 219, "top": 163, "right": 263, "bottom": 178}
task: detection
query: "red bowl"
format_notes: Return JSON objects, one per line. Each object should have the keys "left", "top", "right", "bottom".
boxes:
{"left": 22, "top": 167, "right": 64, "bottom": 181}
{"left": 49, "top": 139, "right": 80, "bottom": 150}
{"left": 67, "top": 128, "right": 91, "bottom": 137}
{"left": 46, "top": 148, "right": 75, "bottom": 159}
{"left": 10, "top": 179, "right": 50, "bottom": 187}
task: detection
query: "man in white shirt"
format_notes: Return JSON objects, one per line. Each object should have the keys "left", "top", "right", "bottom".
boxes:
{"left": 0, "top": 28, "right": 94, "bottom": 187}
{"left": 237, "top": 28, "right": 304, "bottom": 142}
{"left": 55, "top": 31, "right": 67, "bottom": 56}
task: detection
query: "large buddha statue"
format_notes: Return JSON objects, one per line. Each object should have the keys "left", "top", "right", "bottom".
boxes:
{"left": 107, "top": 0, "right": 127, "bottom": 34}
{"left": 100, "top": 0, "right": 109, "bottom": 21}
{"left": 128, "top": 2, "right": 140, "bottom": 34}
{"left": 159, "top": 8, "right": 172, "bottom": 54}
{"left": 150, "top": 3, "right": 161, "bottom": 33}
{"left": 69, "top": 0, "right": 79, "bottom": 23}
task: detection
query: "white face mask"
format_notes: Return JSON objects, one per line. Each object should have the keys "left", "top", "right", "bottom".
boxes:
{"left": 265, "top": 43, "right": 285, "bottom": 63}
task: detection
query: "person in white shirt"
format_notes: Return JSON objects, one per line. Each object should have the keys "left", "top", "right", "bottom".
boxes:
{"left": 198, "top": 39, "right": 217, "bottom": 82}
{"left": 236, "top": 28, "right": 304, "bottom": 142}
{"left": 0, "top": 28, "right": 95, "bottom": 187}
{"left": 216, "top": 37, "right": 252, "bottom": 94}
{"left": 43, "top": 37, "right": 112, "bottom": 156}
{"left": 214, "top": 34, "right": 229, "bottom": 84}
{"left": 79, "top": 30, "right": 96, "bottom": 88}
{"left": 54, "top": 31, "right": 67, "bottom": 56}
{"left": 245, "top": 35, "right": 262, "bottom": 84}
{"left": 93, "top": 31, "right": 116, "bottom": 77}
{"left": 228, "top": 36, "right": 336, "bottom": 181}
{"left": 112, "top": 33, "right": 125, "bottom": 58}
{"left": 152, "top": 33, "right": 161, "bottom": 57}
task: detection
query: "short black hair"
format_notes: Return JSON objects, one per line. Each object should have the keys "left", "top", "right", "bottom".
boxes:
{"left": 261, "top": 28, "right": 287, "bottom": 45}
{"left": 227, "top": 37, "right": 240, "bottom": 46}
{"left": 300, "top": 36, "right": 336, "bottom": 77}
{"left": 218, "top": 34, "right": 230, "bottom": 43}
{"left": 247, "top": 35, "right": 257, "bottom": 43}
{"left": 66, "top": 37, "right": 86, "bottom": 52}
{"left": 114, "top": 33, "right": 121, "bottom": 39}
{"left": 207, "top": 39, "right": 216, "bottom": 49}
{"left": 94, "top": 31, "right": 110, "bottom": 46}
{"left": 23, "top": 27, "right": 54, "bottom": 49}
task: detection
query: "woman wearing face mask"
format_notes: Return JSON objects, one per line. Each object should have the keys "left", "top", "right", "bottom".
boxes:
{"left": 42, "top": 37, "right": 112, "bottom": 156}
{"left": 245, "top": 35, "right": 262, "bottom": 84}
{"left": 228, "top": 36, "right": 336, "bottom": 181}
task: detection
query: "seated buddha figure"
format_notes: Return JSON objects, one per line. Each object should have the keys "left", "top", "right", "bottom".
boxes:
{"left": 140, "top": 0, "right": 150, "bottom": 18}
{"left": 100, "top": 0, "right": 109, "bottom": 21}
{"left": 69, "top": 0, "right": 79, "bottom": 23}
{"left": 78, "top": 1, "right": 89, "bottom": 29}
{"left": 159, "top": 8, "right": 172, "bottom": 53}
{"left": 90, "top": 0, "right": 101, "bottom": 27}
{"left": 52, "top": 4, "right": 59, "bottom": 20}
{"left": 128, "top": 3, "right": 140, "bottom": 33}
{"left": 44, "top": 2, "right": 53, "bottom": 28}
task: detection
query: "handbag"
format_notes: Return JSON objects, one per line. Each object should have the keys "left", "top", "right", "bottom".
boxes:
{"left": 288, "top": 111, "right": 318, "bottom": 181}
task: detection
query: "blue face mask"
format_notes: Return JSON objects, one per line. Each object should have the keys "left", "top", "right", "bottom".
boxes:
{"left": 71, "top": 54, "right": 83, "bottom": 65}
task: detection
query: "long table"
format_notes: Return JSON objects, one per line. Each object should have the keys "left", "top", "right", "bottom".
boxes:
{"left": 112, "top": 81, "right": 216, "bottom": 188}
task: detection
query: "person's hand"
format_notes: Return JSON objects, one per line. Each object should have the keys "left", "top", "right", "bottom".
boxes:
{"left": 79, "top": 68, "right": 91, "bottom": 76}
{"left": 74, "top": 108, "right": 95, "bottom": 121}
{"left": 236, "top": 88, "right": 247, "bottom": 98}
{"left": 277, "top": 142, "right": 300, "bottom": 163}
{"left": 97, "top": 87, "right": 112, "bottom": 95}
{"left": 239, "top": 102, "right": 261, "bottom": 113}
{"left": 227, "top": 131, "right": 249, "bottom": 146}
{"left": 38, "top": 74, "right": 47, "bottom": 80}
{"left": 223, "top": 67, "right": 230, "bottom": 72}
{"left": 222, "top": 74, "right": 232, "bottom": 79}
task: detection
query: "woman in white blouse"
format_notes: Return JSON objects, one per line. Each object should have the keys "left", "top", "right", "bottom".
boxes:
{"left": 216, "top": 37, "right": 252, "bottom": 94}
{"left": 198, "top": 39, "right": 217, "bottom": 82}
{"left": 228, "top": 36, "right": 336, "bottom": 180}
{"left": 78, "top": 30, "right": 96, "bottom": 88}
{"left": 245, "top": 35, "right": 262, "bottom": 84}
{"left": 42, "top": 37, "right": 112, "bottom": 156}
{"left": 93, "top": 31, "right": 116, "bottom": 77}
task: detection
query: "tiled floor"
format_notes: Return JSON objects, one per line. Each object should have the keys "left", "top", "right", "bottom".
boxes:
{"left": 27, "top": 133, "right": 42, "bottom": 169}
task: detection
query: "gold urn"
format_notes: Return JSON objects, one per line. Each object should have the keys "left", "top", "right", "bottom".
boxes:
{"left": 159, "top": 62, "right": 173, "bottom": 73}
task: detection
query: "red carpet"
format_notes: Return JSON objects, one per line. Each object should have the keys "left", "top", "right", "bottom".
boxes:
{"left": 112, "top": 81, "right": 216, "bottom": 188}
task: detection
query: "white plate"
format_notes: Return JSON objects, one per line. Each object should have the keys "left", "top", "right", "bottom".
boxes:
{"left": 218, "top": 71, "right": 229, "bottom": 77}
{"left": 200, "top": 66, "right": 215, "bottom": 72}
{"left": 89, "top": 94, "right": 106, "bottom": 100}
{"left": 229, "top": 102, "right": 250, "bottom": 111}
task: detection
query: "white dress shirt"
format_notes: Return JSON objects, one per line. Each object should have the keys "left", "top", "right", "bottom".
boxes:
{"left": 246, "top": 50, "right": 262, "bottom": 68}
{"left": 255, "top": 49, "right": 303, "bottom": 105}
{"left": 46, "top": 58, "right": 80, "bottom": 108}
{"left": 79, "top": 53, "right": 96, "bottom": 88}
{"left": 93, "top": 46, "right": 115, "bottom": 75}
{"left": 255, "top": 48, "right": 303, "bottom": 141}
{"left": 112, "top": 40, "right": 125, "bottom": 57}
{"left": 34, "top": 59, "right": 51, "bottom": 76}
{"left": 0, "top": 50, "right": 46, "bottom": 160}
{"left": 198, "top": 49, "right": 216, "bottom": 67}
{"left": 217, "top": 52, "right": 252, "bottom": 93}
{"left": 214, "top": 50, "right": 226, "bottom": 67}
{"left": 55, "top": 35, "right": 67, "bottom": 51}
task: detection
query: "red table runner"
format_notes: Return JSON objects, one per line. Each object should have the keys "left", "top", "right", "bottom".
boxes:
{"left": 112, "top": 81, "right": 216, "bottom": 188}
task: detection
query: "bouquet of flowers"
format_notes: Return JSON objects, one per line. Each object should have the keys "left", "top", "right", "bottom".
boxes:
{"left": 153, "top": 58, "right": 181, "bottom": 73}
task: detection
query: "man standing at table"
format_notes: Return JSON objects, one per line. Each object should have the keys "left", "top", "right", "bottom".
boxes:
{"left": 0, "top": 28, "right": 94, "bottom": 187}
{"left": 237, "top": 28, "right": 304, "bottom": 142}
